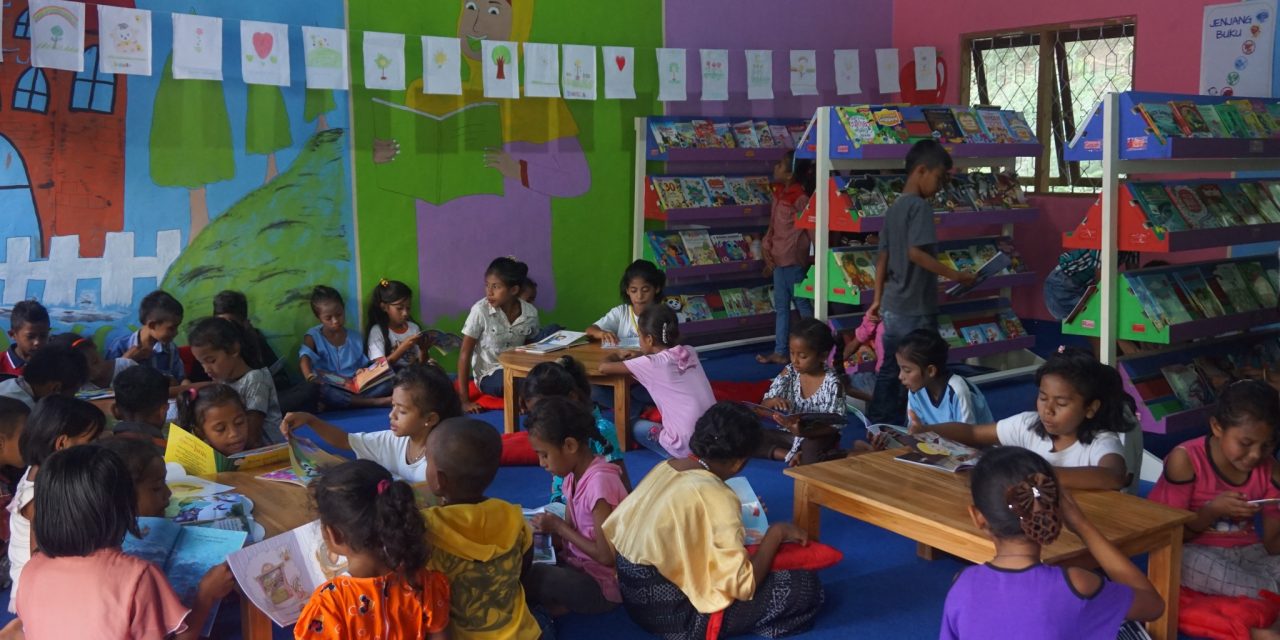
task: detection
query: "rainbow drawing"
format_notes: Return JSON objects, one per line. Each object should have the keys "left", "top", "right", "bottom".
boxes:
{"left": 32, "top": 4, "right": 79, "bottom": 28}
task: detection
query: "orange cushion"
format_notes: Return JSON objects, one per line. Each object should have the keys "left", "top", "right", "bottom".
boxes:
{"left": 1178, "top": 587, "right": 1280, "bottom": 640}
{"left": 500, "top": 432, "right": 539, "bottom": 466}
{"left": 744, "top": 541, "right": 843, "bottom": 571}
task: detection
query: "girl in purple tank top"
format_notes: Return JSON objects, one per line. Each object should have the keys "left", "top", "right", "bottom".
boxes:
{"left": 940, "top": 447, "right": 1164, "bottom": 640}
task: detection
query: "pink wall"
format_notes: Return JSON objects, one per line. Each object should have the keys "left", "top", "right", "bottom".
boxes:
{"left": 663, "top": 0, "right": 894, "bottom": 118}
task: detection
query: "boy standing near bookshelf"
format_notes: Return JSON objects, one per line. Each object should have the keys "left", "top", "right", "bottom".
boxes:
{"left": 866, "top": 141, "right": 975, "bottom": 426}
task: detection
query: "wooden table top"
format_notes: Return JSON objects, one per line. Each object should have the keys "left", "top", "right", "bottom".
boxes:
{"left": 215, "top": 465, "right": 312, "bottom": 538}
{"left": 498, "top": 342, "right": 629, "bottom": 378}
{"left": 785, "top": 450, "right": 1194, "bottom": 565}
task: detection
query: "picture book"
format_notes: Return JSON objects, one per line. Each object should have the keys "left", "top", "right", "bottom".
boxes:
{"left": 691, "top": 119, "right": 722, "bottom": 148}
{"left": 968, "top": 173, "right": 1005, "bottom": 209}
{"left": 1265, "top": 181, "right": 1280, "bottom": 217}
{"left": 976, "top": 108, "right": 1016, "bottom": 143}
{"left": 1203, "top": 276, "right": 1241, "bottom": 315}
{"left": 125, "top": 518, "right": 248, "bottom": 636}
{"left": 836, "top": 249, "right": 877, "bottom": 289}
{"left": 1195, "top": 183, "right": 1247, "bottom": 226}
{"left": 672, "top": 122, "right": 700, "bottom": 148}
{"left": 516, "top": 330, "right": 589, "bottom": 355}
{"left": 165, "top": 492, "right": 253, "bottom": 525}
{"left": 1138, "top": 274, "right": 1195, "bottom": 325}
{"left": 1129, "top": 182, "right": 1188, "bottom": 232}
{"left": 710, "top": 233, "right": 749, "bottom": 263}
{"left": 742, "top": 232, "right": 764, "bottom": 261}
{"left": 679, "top": 177, "right": 714, "bottom": 208}
{"left": 165, "top": 424, "right": 289, "bottom": 476}
{"left": 922, "top": 107, "right": 965, "bottom": 143}
{"left": 651, "top": 177, "right": 691, "bottom": 210}
{"left": 660, "top": 121, "right": 693, "bottom": 148}
{"left": 946, "top": 251, "right": 1012, "bottom": 297}
{"left": 837, "top": 106, "right": 877, "bottom": 148}
{"left": 754, "top": 121, "right": 778, "bottom": 148}
{"left": 770, "top": 124, "right": 796, "bottom": 148}
{"left": 76, "top": 388, "right": 114, "bottom": 401}
{"left": 937, "top": 316, "right": 965, "bottom": 348}
{"left": 944, "top": 248, "right": 978, "bottom": 273}
{"left": 1136, "top": 103, "right": 1183, "bottom": 142}
{"left": 739, "top": 402, "right": 846, "bottom": 438}
{"left": 960, "top": 325, "right": 986, "bottom": 345}
{"left": 1227, "top": 100, "right": 1269, "bottom": 137}
{"left": 679, "top": 295, "right": 714, "bottom": 323}
{"left": 994, "top": 171, "right": 1029, "bottom": 208}
{"left": 745, "top": 286, "right": 774, "bottom": 314}
{"left": 420, "top": 329, "right": 464, "bottom": 355}
{"left": 319, "top": 357, "right": 393, "bottom": 395}
{"left": 948, "top": 174, "right": 980, "bottom": 211}
{"left": 369, "top": 99, "right": 503, "bottom": 205}
{"left": 1164, "top": 184, "right": 1218, "bottom": 229}
{"left": 714, "top": 122, "right": 737, "bottom": 148}
{"left": 1002, "top": 110, "right": 1037, "bottom": 142}
{"left": 648, "top": 231, "right": 690, "bottom": 268}
{"left": 732, "top": 120, "right": 760, "bottom": 148}
{"left": 522, "top": 504, "right": 566, "bottom": 565}
{"left": 164, "top": 464, "right": 235, "bottom": 500}
{"left": 786, "top": 123, "right": 809, "bottom": 147}
{"left": 1240, "top": 182, "right": 1280, "bottom": 223}
{"left": 1211, "top": 263, "right": 1261, "bottom": 313}
{"left": 977, "top": 322, "right": 1005, "bottom": 343}
{"left": 1214, "top": 103, "right": 1255, "bottom": 138}
{"left": 1195, "top": 103, "right": 1231, "bottom": 137}
{"left": 720, "top": 288, "right": 753, "bottom": 318}
{"left": 1161, "top": 364, "right": 1214, "bottom": 409}
{"left": 904, "top": 111, "right": 936, "bottom": 142}
{"left": 745, "top": 176, "right": 774, "bottom": 204}
{"left": 1220, "top": 183, "right": 1268, "bottom": 224}
{"left": 951, "top": 107, "right": 991, "bottom": 143}
{"left": 649, "top": 122, "right": 677, "bottom": 151}
{"left": 1238, "top": 261, "right": 1279, "bottom": 307}
{"left": 680, "top": 230, "right": 720, "bottom": 266}
{"left": 870, "top": 107, "right": 910, "bottom": 144}
{"left": 724, "top": 177, "right": 760, "bottom": 206}
{"left": 703, "top": 176, "right": 736, "bottom": 207}
{"left": 257, "top": 435, "right": 348, "bottom": 487}
{"left": 845, "top": 177, "right": 885, "bottom": 218}
{"left": 884, "top": 427, "right": 982, "bottom": 473}
{"left": 1264, "top": 101, "right": 1280, "bottom": 134}
{"left": 228, "top": 520, "right": 350, "bottom": 627}
{"left": 933, "top": 177, "right": 977, "bottom": 212}
{"left": 998, "top": 310, "right": 1027, "bottom": 338}
{"left": 726, "top": 477, "right": 769, "bottom": 544}
{"left": 1170, "top": 101, "right": 1212, "bottom": 137}
{"left": 876, "top": 175, "right": 908, "bottom": 207}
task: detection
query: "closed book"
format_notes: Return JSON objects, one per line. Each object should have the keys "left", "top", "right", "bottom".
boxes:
{"left": 1195, "top": 104, "right": 1231, "bottom": 137}
{"left": 952, "top": 107, "right": 991, "bottom": 143}
{"left": 1172, "top": 269, "right": 1226, "bottom": 318}
{"left": 871, "top": 107, "right": 910, "bottom": 144}
{"left": 1165, "top": 184, "right": 1217, "bottom": 229}
{"left": 1129, "top": 182, "right": 1188, "bottom": 231}
{"left": 976, "top": 108, "right": 1015, "bottom": 143}
{"left": 922, "top": 107, "right": 965, "bottom": 143}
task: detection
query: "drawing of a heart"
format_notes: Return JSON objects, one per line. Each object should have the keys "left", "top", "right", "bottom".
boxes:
{"left": 615, "top": 55, "right": 626, "bottom": 71}
{"left": 252, "top": 32, "right": 274, "bottom": 59}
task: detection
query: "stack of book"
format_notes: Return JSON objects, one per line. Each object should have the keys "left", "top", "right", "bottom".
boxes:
{"left": 1127, "top": 180, "right": 1280, "bottom": 232}
{"left": 647, "top": 229, "right": 765, "bottom": 269}
{"left": 833, "top": 105, "right": 1036, "bottom": 149}
{"left": 651, "top": 175, "right": 774, "bottom": 209}
{"left": 840, "top": 170, "right": 1028, "bottom": 218}
{"left": 1122, "top": 261, "right": 1279, "bottom": 330}
{"left": 664, "top": 286, "right": 774, "bottom": 323}
{"left": 938, "top": 309, "right": 1028, "bottom": 348}
{"left": 1128, "top": 336, "right": 1280, "bottom": 419}
{"left": 650, "top": 119, "right": 808, "bottom": 152}
{"left": 1134, "top": 99, "right": 1280, "bottom": 143}
{"left": 832, "top": 240, "right": 1024, "bottom": 291}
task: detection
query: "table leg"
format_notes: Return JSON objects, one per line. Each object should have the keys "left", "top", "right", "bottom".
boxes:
{"left": 1145, "top": 527, "right": 1183, "bottom": 640}
{"left": 613, "top": 380, "right": 630, "bottom": 451}
{"left": 793, "top": 480, "right": 821, "bottom": 541}
{"left": 503, "top": 368, "right": 517, "bottom": 434}
{"left": 917, "top": 543, "right": 939, "bottom": 561}
{"left": 241, "top": 596, "right": 274, "bottom": 640}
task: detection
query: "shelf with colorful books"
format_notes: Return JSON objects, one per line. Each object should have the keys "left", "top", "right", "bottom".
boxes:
{"left": 796, "top": 171, "right": 1039, "bottom": 233}
{"left": 643, "top": 174, "right": 773, "bottom": 226}
{"left": 643, "top": 117, "right": 808, "bottom": 162}
{"left": 663, "top": 284, "right": 777, "bottom": 342}
{"left": 793, "top": 105, "right": 1041, "bottom": 165}
{"left": 1061, "top": 178, "right": 1280, "bottom": 253}
{"left": 1062, "top": 256, "right": 1280, "bottom": 345}
{"left": 643, "top": 228, "right": 767, "bottom": 284}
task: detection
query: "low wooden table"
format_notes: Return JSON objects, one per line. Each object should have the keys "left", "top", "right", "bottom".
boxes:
{"left": 497, "top": 343, "right": 631, "bottom": 449}
{"left": 785, "top": 450, "right": 1194, "bottom": 640}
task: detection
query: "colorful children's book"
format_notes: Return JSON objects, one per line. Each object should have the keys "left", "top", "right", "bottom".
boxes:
{"left": 946, "top": 251, "right": 1012, "bottom": 297}
{"left": 976, "top": 108, "right": 1016, "bottom": 144}
{"left": 994, "top": 171, "right": 1028, "bottom": 208}
{"left": 998, "top": 310, "right": 1027, "bottom": 338}
{"left": 516, "top": 330, "right": 590, "bottom": 355}
{"left": 1264, "top": 181, "right": 1280, "bottom": 217}
{"left": 1214, "top": 103, "right": 1255, "bottom": 138}
{"left": 836, "top": 106, "right": 877, "bottom": 148}
{"left": 1170, "top": 101, "right": 1213, "bottom": 137}
{"left": 754, "top": 121, "right": 777, "bottom": 148}
{"left": 651, "top": 177, "right": 691, "bottom": 210}
{"left": 1161, "top": 364, "right": 1214, "bottom": 409}
{"left": 1220, "top": 183, "right": 1268, "bottom": 224}
{"left": 165, "top": 424, "right": 289, "bottom": 476}
{"left": 944, "top": 248, "right": 978, "bottom": 273}
{"left": 1195, "top": 103, "right": 1231, "bottom": 138}
{"left": 703, "top": 176, "right": 736, "bottom": 207}
{"left": 968, "top": 173, "right": 1005, "bottom": 209}
{"left": 871, "top": 424, "right": 982, "bottom": 473}
{"left": 1240, "top": 182, "right": 1280, "bottom": 223}
{"left": 770, "top": 124, "right": 796, "bottom": 148}
{"left": 1172, "top": 269, "right": 1225, "bottom": 318}
{"left": 1195, "top": 183, "right": 1247, "bottom": 226}
{"left": 745, "top": 286, "right": 774, "bottom": 314}
{"left": 1212, "top": 263, "right": 1261, "bottom": 313}
{"left": 680, "top": 230, "right": 720, "bottom": 266}
{"left": 1129, "top": 182, "right": 1188, "bottom": 232}
{"left": 739, "top": 401, "right": 846, "bottom": 438}
{"left": 849, "top": 176, "right": 889, "bottom": 217}
{"left": 1122, "top": 277, "right": 1165, "bottom": 329}
{"left": 672, "top": 122, "right": 699, "bottom": 148}
{"left": 1227, "top": 100, "right": 1269, "bottom": 138}
{"left": 721, "top": 288, "right": 753, "bottom": 317}
{"left": 732, "top": 120, "right": 760, "bottom": 148}
{"left": 922, "top": 107, "right": 965, "bottom": 143}
{"left": 522, "top": 505, "right": 563, "bottom": 564}
{"left": 1164, "top": 184, "right": 1217, "bottom": 229}
{"left": 714, "top": 122, "right": 737, "bottom": 148}
{"left": 786, "top": 123, "right": 809, "bottom": 147}
{"left": 1136, "top": 103, "right": 1183, "bottom": 142}
{"left": 648, "top": 231, "right": 690, "bottom": 268}
{"left": 710, "top": 233, "right": 750, "bottom": 263}
{"left": 1001, "top": 110, "right": 1036, "bottom": 142}
{"left": 876, "top": 175, "right": 908, "bottom": 208}
{"left": 679, "top": 177, "right": 714, "bottom": 208}
{"left": 319, "top": 357, "right": 393, "bottom": 395}
{"left": 836, "top": 249, "right": 877, "bottom": 289}
{"left": 977, "top": 322, "right": 1005, "bottom": 343}
{"left": 725, "top": 477, "right": 769, "bottom": 544}
{"left": 125, "top": 518, "right": 248, "bottom": 636}
{"left": 419, "top": 329, "right": 464, "bottom": 355}
{"left": 680, "top": 295, "right": 714, "bottom": 322}
{"left": 1238, "top": 261, "right": 1279, "bottom": 307}
{"left": 936, "top": 315, "right": 965, "bottom": 348}
{"left": 649, "top": 122, "right": 677, "bottom": 151}
{"left": 870, "top": 107, "right": 909, "bottom": 144}
{"left": 745, "top": 176, "right": 774, "bottom": 204}
{"left": 950, "top": 107, "right": 991, "bottom": 143}
{"left": 228, "top": 520, "right": 351, "bottom": 627}
{"left": 257, "top": 435, "right": 348, "bottom": 487}
{"left": 1138, "top": 274, "right": 1195, "bottom": 325}
{"left": 724, "top": 177, "right": 760, "bottom": 206}
{"left": 691, "top": 119, "right": 722, "bottom": 148}
{"left": 165, "top": 491, "right": 254, "bottom": 525}
{"left": 960, "top": 325, "right": 986, "bottom": 345}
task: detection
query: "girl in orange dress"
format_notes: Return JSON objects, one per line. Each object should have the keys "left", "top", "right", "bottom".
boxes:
{"left": 294, "top": 460, "right": 450, "bottom": 639}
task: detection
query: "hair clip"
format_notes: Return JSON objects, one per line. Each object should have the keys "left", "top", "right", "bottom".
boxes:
{"left": 379, "top": 278, "right": 390, "bottom": 288}
{"left": 1056, "top": 345, "right": 1066, "bottom": 354}
{"left": 71, "top": 338, "right": 88, "bottom": 349}
{"left": 376, "top": 479, "right": 391, "bottom": 495}
{"left": 185, "top": 387, "right": 199, "bottom": 400}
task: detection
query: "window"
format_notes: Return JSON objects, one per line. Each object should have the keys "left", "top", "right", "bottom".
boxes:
{"left": 13, "top": 9, "right": 28, "bottom": 39}
{"left": 963, "top": 20, "right": 1135, "bottom": 192}
{"left": 13, "top": 68, "right": 49, "bottom": 113}
{"left": 71, "top": 47, "right": 115, "bottom": 113}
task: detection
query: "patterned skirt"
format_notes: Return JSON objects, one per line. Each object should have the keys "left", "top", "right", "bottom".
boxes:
{"left": 615, "top": 556, "right": 824, "bottom": 640}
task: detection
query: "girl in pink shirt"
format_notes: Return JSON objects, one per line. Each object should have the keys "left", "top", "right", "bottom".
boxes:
{"left": 600, "top": 304, "right": 716, "bottom": 459}
{"left": 16, "top": 444, "right": 234, "bottom": 639}
{"left": 526, "top": 397, "right": 629, "bottom": 615}
{"left": 1149, "top": 380, "right": 1280, "bottom": 601}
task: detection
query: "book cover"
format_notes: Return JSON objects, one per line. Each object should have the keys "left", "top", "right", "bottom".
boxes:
{"left": 703, "top": 176, "right": 736, "bottom": 207}
{"left": 724, "top": 177, "right": 760, "bottom": 206}
{"left": 836, "top": 106, "right": 877, "bottom": 148}
{"left": 1241, "top": 182, "right": 1280, "bottom": 223}
{"left": 319, "top": 357, "right": 393, "bottom": 395}
{"left": 228, "top": 520, "right": 350, "bottom": 627}
{"left": 960, "top": 325, "right": 986, "bottom": 345}
{"left": 977, "top": 322, "right": 1005, "bottom": 343}
{"left": 770, "top": 124, "right": 796, "bottom": 148}
{"left": 1204, "top": 277, "right": 1241, "bottom": 315}
{"left": 1195, "top": 103, "right": 1231, "bottom": 137}
{"left": 713, "top": 122, "right": 736, "bottom": 148}
{"left": 836, "top": 249, "right": 877, "bottom": 289}
{"left": 1129, "top": 182, "right": 1189, "bottom": 232}
{"left": 1267, "top": 102, "right": 1280, "bottom": 132}
{"left": 725, "top": 477, "right": 769, "bottom": 544}
{"left": 754, "top": 121, "right": 778, "bottom": 148}
{"left": 679, "top": 230, "right": 720, "bottom": 266}
{"left": 951, "top": 107, "right": 991, "bottom": 143}
{"left": 871, "top": 107, "right": 910, "bottom": 144}
{"left": 903, "top": 110, "right": 936, "bottom": 143}
{"left": 745, "top": 286, "right": 774, "bottom": 314}
{"left": 1002, "top": 110, "right": 1037, "bottom": 142}
{"left": 739, "top": 232, "right": 762, "bottom": 261}
{"left": 969, "top": 173, "right": 1006, "bottom": 209}
{"left": 1136, "top": 103, "right": 1183, "bottom": 141}
{"left": 745, "top": 176, "right": 774, "bottom": 204}
{"left": 691, "top": 119, "right": 722, "bottom": 148}
{"left": 994, "top": 171, "right": 1028, "bottom": 208}
{"left": 976, "top": 108, "right": 1016, "bottom": 143}
{"left": 1248, "top": 99, "right": 1278, "bottom": 135}
{"left": 1220, "top": 183, "right": 1269, "bottom": 224}
{"left": 948, "top": 174, "right": 980, "bottom": 211}
{"left": 1211, "top": 263, "right": 1261, "bottom": 313}
{"left": 739, "top": 401, "right": 846, "bottom": 438}
{"left": 1227, "top": 99, "right": 1269, "bottom": 137}
{"left": 165, "top": 491, "right": 254, "bottom": 525}
{"left": 1214, "top": 103, "right": 1255, "bottom": 138}
{"left": 945, "top": 248, "right": 978, "bottom": 273}
{"left": 937, "top": 315, "right": 965, "bottom": 347}
{"left": 876, "top": 175, "right": 908, "bottom": 208}
{"left": 680, "top": 295, "right": 714, "bottom": 322}
{"left": 516, "top": 330, "right": 589, "bottom": 355}
{"left": 1264, "top": 181, "right": 1280, "bottom": 218}
{"left": 786, "top": 123, "right": 809, "bottom": 147}
{"left": 1170, "top": 101, "right": 1212, "bottom": 137}
{"left": 672, "top": 122, "right": 700, "bottom": 148}
{"left": 922, "top": 107, "right": 965, "bottom": 143}
{"left": 1165, "top": 184, "right": 1218, "bottom": 229}
{"left": 1124, "top": 276, "right": 1167, "bottom": 329}
{"left": 710, "top": 232, "right": 749, "bottom": 262}
{"left": 892, "top": 432, "right": 983, "bottom": 473}
{"left": 165, "top": 424, "right": 289, "bottom": 476}
{"left": 1172, "top": 269, "right": 1226, "bottom": 318}
{"left": 998, "top": 310, "right": 1027, "bottom": 338}
{"left": 679, "top": 177, "right": 714, "bottom": 208}
{"left": 732, "top": 120, "right": 760, "bottom": 148}
{"left": 648, "top": 231, "right": 690, "bottom": 268}
{"left": 419, "top": 329, "right": 463, "bottom": 355}
{"left": 521, "top": 506, "right": 563, "bottom": 565}
{"left": 651, "top": 177, "right": 690, "bottom": 210}
{"left": 370, "top": 99, "right": 504, "bottom": 206}
{"left": 946, "top": 251, "right": 1013, "bottom": 297}
{"left": 125, "top": 518, "right": 248, "bottom": 636}
{"left": 719, "top": 288, "right": 752, "bottom": 317}
{"left": 649, "top": 122, "right": 675, "bottom": 151}
{"left": 1161, "top": 364, "right": 1214, "bottom": 409}
{"left": 1238, "top": 261, "right": 1280, "bottom": 307}
{"left": 1195, "top": 183, "right": 1248, "bottom": 226}
{"left": 849, "top": 176, "right": 889, "bottom": 217}
{"left": 1138, "top": 274, "right": 1195, "bottom": 325}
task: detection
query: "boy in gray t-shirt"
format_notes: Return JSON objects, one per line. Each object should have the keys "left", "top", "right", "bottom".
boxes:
{"left": 865, "top": 140, "right": 974, "bottom": 426}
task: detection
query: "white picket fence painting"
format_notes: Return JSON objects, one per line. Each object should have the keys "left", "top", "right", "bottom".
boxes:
{"left": 0, "top": 230, "right": 182, "bottom": 307}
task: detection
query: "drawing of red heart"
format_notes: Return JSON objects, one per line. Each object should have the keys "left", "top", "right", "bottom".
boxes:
{"left": 615, "top": 55, "right": 626, "bottom": 71}
{"left": 252, "top": 32, "right": 274, "bottom": 59}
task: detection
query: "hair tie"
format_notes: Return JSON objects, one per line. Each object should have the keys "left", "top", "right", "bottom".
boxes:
{"left": 661, "top": 322, "right": 669, "bottom": 345}
{"left": 376, "top": 479, "right": 391, "bottom": 495}
{"left": 71, "top": 338, "right": 88, "bottom": 349}
{"left": 185, "top": 387, "right": 199, "bottom": 401}
{"left": 1005, "top": 473, "right": 1062, "bottom": 545}
{"left": 379, "top": 278, "right": 390, "bottom": 288}
{"left": 1056, "top": 345, "right": 1066, "bottom": 354}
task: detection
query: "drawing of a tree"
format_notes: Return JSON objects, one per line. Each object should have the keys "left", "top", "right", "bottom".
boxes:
{"left": 304, "top": 89, "right": 337, "bottom": 132}
{"left": 492, "top": 45, "right": 511, "bottom": 80}
{"left": 246, "top": 84, "right": 293, "bottom": 183}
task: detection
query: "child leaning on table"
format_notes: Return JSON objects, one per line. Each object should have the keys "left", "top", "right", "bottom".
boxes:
{"left": 95, "top": 437, "right": 172, "bottom": 518}
{"left": 1148, "top": 380, "right": 1280, "bottom": 600}
{"left": 940, "top": 446, "right": 1163, "bottom": 639}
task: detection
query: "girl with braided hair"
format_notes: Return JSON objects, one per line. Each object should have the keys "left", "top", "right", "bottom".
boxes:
{"left": 941, "top": 446, "right": 1163, "bottom": 639}
{"left": 599, "top": 304, "right": 715, "bottom": 459}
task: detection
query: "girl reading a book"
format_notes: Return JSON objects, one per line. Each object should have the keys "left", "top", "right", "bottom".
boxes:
{"left": 177, "top": 385, "right": 259, "bottom": 457}
{"left": 586, "top": 259, "right": 663, "bottom": 418}
{"left": 758, "top": 318, "right": 847, "bottom": 465}
{"left": 909, "top": 347, "right": 1135, "bottom": 490}
{"left": 16, "top": 445, "right": 236, "bottom": 639}
{"left": 280, "top": 364, "right": 462, "bottom": 484}
{"left": 295, "top": 460, "right": 449, "bottom": 640}
{"left": 188, "top": 317, "right": 284, "bottom": 444}
{"left": 366, "top": 279, "right": 431, "bottom": 371}
{"left": 525, "top": 397, "right": 629, "bottom": 615}
{"left": 95, "top": 437, "right": 171, "bottom": 518}
{"left": 940, "top": 446, "right": 1162, "bottom": 639}
{"left": 599, "top": 304, "right": 715, "bottom": 459}
{"left": 1148, "top": 380, "right": 1280, "bottom": 602}
{"left": 299, "top": 286, "right": 394, "bottom": 409}
{"left": 457, "top": 257, "right": 540, "bottom": 412}
{"left": 896, "top": 329, "right": 993, "bottom": 426}
{"left": 758, "top": 151, "right": 817, "bottom": 365}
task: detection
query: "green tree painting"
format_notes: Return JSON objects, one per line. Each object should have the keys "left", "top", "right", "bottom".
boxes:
{"left": 304, "top": 88, "right": 337, "bottom": 132}
{"left": 246, "top": 84, "right": 293, "bottom": 183}
{"left": 149, "top": 54, "right": 235, "bottom": 240}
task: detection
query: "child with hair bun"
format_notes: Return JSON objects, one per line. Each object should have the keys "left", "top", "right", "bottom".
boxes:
{"left": 759, "top": 318, "right": 847, "bottom": 465}
{"left": 941, "top": 446, "right": 1163, "bottom": 639}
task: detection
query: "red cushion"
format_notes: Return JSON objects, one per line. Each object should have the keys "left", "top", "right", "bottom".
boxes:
{"left": 640, "top": 380, "right": 774, "bottom": 424}
{"left": 744, "top": 541, "right": 843, "bottom": 571}
{"left": 466, "top": 381, "right": 505, "bottom": 411}
{"left": 178, "top": 346, "right": 197, "bottom": 379}
{"left": 500, "top": 432, "right": 540, "bottom": 466}
{"left": 1178, "top": 587, "right": 1280, "bottom": 640}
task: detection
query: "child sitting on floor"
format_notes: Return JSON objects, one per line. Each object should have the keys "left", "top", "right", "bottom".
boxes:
{"left": 176, "top": 384, "right": 259, "bottom": 457}
{"left": 188, "top": 316, "right": 283, "bottom": 443}
{"left": 526, "top": 397, "right": 628, "bottom": 616}
{"left": 295, "top": 460, "right": 449, "bottom": 639}
{"left": 908, "top": 347, "right": 1133, "bottom": 490}
{"left": 212, "top": 290, "right": 319, "bottom": 414}
{"left": 599, "top": 304, "right": 716, "bottom": 459}
{"left": 0, "top": 344, "right": 90, "bottom": 408}
{"left": 759, "top": 318, "right": 847, "bottom": 465}
{"left": 51, "top": 333, "right": 135, "bottom": 392}
{"left": 16, "top": 445, "right": 233, "bottom": 639}
{"left": 422, "top": 417, "right": 542, "bottom": 640}
{"left": 281, "top": 363, "right": 462, "bottom": 483}
{"left": 365, "top": 278, "right": 431, "bottom": 371}
{"left": 897, "top": 329, "right": 993, "bottom": 425}
{"left": 0, "top": 397, "right": 30, "bottom": 586}
{"left": 840, "top": 312, "right": 881, "bottom": 403}
{"left": 95, "top": 437, "right": 172, "bottom": 518}
{"left": 106, "top": 290, "right": 187, "bottom": 385}
{"left": 941, "top": 446, "right": 1163, "bottom": 638}
{"left": 0, "top": 300, "right": 49, "bottom": 377}
{"left": 111, "top": 366, "right": 172, "bottom": 452}
{"left": 458, "top": 257, "right": 540, "bottom": 412}
{"left": 299, "top": 286, "right": 393, "bottom": 409}
{"left": 586, "top": 259, "right": 663, "bottom": 417}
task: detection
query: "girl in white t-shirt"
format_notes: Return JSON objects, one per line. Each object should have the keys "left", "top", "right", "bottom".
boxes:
{"left": 908, "top": 347, "right": 1135, "bottom": 490}
{"left": 586, "top": 260, "right": 665, "bottom": 348}
{"left": 366, "top": 279, "right": 430, "bottom": 370}
{"left": 279, "top": 363, "right": 462, "bottom": 483}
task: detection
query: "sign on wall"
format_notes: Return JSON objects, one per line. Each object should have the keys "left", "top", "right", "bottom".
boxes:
{"left": 1200, "top": 0, "right": 1277, "bottom": 97}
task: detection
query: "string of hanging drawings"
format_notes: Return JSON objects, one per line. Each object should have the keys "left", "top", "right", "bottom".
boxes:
{"left": 8, "top": 0, "right": 938, "bottom": 99}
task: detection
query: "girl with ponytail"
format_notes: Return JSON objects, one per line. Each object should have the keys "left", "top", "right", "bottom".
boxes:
{"left": 758, "top": 318, "right": 848, "bottom": 465}
{"left": 295, "top": 460, "right": 450, "bottom": 639}
{"left": 941, "top": 446, "right": 1163, "bottom": 639}
{"left": 599, "top": 304, "right": 716, "bottom": 459}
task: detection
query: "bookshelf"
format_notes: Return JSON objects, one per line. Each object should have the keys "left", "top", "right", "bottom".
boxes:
{"left": 632, "top": 116, "right": 806, "bottom": 347}
{"left": 797, "top": 173, "right": 1039, "bottom": 233}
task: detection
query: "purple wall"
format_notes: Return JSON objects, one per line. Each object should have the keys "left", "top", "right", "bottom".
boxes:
{"left": 662, "top": 0, "right": 895, "bottom": 118}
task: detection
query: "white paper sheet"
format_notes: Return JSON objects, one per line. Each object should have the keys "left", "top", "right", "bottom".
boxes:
{"left": 602, "top": 46, "right": 635, "bottom": 99}
{"left": 876, "top": 48, "right": 901, "bottom": 94}
{"left": 302, "top": 26, "right": 348, "bottom": 91}
{"left": 172, "top": 13, "right": 223, "bottom": 80}
{"left": 523, "top": 42, "right": 560, "bottom": 98}
{"left": 29, "top": 0, "right": 85, "bottom": 71}
{"left": 362, "top": 31, "right": 405, "bottom": 91}
{"left": 240, "top": 20, "right": 290, "bottom": 86}
{"left": 97, "top": 5, "right": 151, "bottom": 76}
{"left": 745, "top": 49, "right": 773, "bottom": 100}
{"left": 789, "top": 49, "right": 818, "bottom": 96}
{"left": 422, "top": 35, "right": 462, "bottom": 95}
{"left": 834, "top": 49, "right": 861, "bottom": 95}
{"left": 700, "top": 48, "right": 729, "bottom": 101}
{"left": 482, "top": 39, "right": 520, "bottom": 98}
{"left": 914, "top": 46, "right": 937, "bottom": 91}
{"left": 562, "top": 44, "right": 597, "bottom": 100}
{"left": 656, "top": 47, "right": 687, "bottom": 102}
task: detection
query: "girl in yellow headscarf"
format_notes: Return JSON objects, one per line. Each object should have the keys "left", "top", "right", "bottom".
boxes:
{"left": 373, "top": 0, "right": 589, "bottom": 324}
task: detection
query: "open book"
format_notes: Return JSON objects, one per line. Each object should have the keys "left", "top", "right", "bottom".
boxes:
{"left": 521, "top": 503, "right": 566, "bottom": 565}
{"left": 866, "top": 423, "right": 982, "bottom": 473}
{"left": 165, "top": 424, "right": 289, "bottom": 476}
{"left": 421, "top": 329, "right": 463, "bottom": 354}
{"left": 739, "top": 401, "right": 847, "bottom": 436}
{"left": 945, "top": 251, "right": 1012, "bottom": 297}
{"left": 726, "top": 477, "right": 769, "bottom": 544}
{"left": 320, "top": 357, "right": 393, "bottom": 395}
{"left": 515, "top": 330, "right": 589, "bottom": 355}
{"left": 258, "top": 435, "right": 348, "bottom": 487}
{"left": 124, "top": 518, "right": 248, "bottom": 636}
{"left": 228, "top": 520, "right": 350, "bottom": 627}
{"left": 370, "top": 98, "right": 504, "bottom": 206}
{"left": 601, "top": 337, "right": 642, "bottom": 350}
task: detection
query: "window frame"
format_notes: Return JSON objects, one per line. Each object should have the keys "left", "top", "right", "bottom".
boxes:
{"left": 13, "top": 8, "right": 29, "bottom": 40}
{"left": 13, "top": 67, "right": 49, "bottom": 114}
{"left": 70, "top": 46, "right": 117, "bottom": 114}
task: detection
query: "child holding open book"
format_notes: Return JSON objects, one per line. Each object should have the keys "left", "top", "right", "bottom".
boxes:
{"left": 299, "top": 286, "right": 393, "bottom": 409}
{"left": 176, "top": 385, "right": 259, "bottom": 458}
{"left": 758, "top": 318, "right": 846, "bottom": 465}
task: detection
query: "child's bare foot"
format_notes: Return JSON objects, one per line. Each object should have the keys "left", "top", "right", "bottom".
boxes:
{"left": 756, "top": 352, "right": 788, "bottom": 365}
